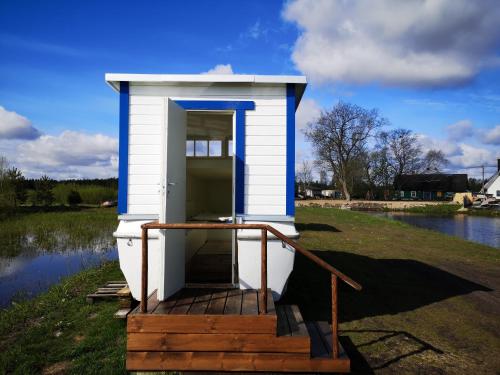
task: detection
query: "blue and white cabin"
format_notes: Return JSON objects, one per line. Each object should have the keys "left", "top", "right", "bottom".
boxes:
{"left": 106, "top": 73, "right": 307, "bottom": 302}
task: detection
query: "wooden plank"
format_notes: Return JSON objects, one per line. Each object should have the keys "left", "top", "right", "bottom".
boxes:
{"left": 205, "top": 290, "right": 228, "bottom": 315}
{"left": 266, "top": 289, "right": 275, "bottom": 314}
{"left": 131, "top": 290, "right": 159, "bottom": 314}
{"left": 275, "top": 305, "right": 291, "bottom": 337}
{"left": 115, "top": 308, "right": 132, "bottom": 319}
{"left": 223, "top": 289, "right": 242, "bottom": 315}
{"left": 127, "top": 314, "right": 277, "bottom": 334}
{"left": 285, "top": 305, "right": 309, "bottom": 337}
{"left": 152, "top": 290, "right": 181, "bottom": 315}
{"left": 188, "top": 291, "right": 213, "bottom": 315}
{"left": 86, "top": 293, "right": 117, "bottom": 300}
{"left": 95, "top": 291, "right": 120, "bottom": 295}
{"left": 241, "top": 290, "right": 258, "bottom": 315}
{"left": 169, "top": 289, "right": 196, "bottom": 315}
{"left": 316, "top": 321, "right": 348, "bottom": 358}
{"left": 126, "top": 351, "right": 350, "bottom": 373}
{"left": 306, "top": 322, "right": 329, "bottom": 358}
{"left": 127, "top": 333, "right": 309, "bottom": 353}
{"left": 117, "top": 286, "right": 131, "bottom": 297}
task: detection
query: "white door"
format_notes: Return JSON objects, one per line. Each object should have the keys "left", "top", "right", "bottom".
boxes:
{"left": 158, "top": 99, "right": 187, "bottom": 300}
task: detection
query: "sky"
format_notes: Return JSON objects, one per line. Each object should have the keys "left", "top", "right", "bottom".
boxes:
{"left": 0, "top": 0, "right": 499, "bottom": 180}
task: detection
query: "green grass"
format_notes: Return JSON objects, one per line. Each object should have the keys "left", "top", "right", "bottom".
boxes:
{"left": 282, "top": 207, "right": 500, "bottom": 374}
{"left": 0, "top": 261, "right": 126, "bottom": 375}
{"left": 1, "top": 206, "right": 498, "bottom": 374}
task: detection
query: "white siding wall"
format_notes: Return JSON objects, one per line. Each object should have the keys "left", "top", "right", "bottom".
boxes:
{"left": 127, "top": 84, "right": 287, "bottom": 216}
{"left": 486, "top": 176, "right": 500, "bottom": 197}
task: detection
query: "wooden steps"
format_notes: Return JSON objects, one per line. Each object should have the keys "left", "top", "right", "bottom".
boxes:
{"left": 126, "top": 288, "right": 350, "bottom": 373}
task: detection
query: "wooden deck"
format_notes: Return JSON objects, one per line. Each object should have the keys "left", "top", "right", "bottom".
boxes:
{"left": 126, "top": 287, "right": 350, "bottom": 372}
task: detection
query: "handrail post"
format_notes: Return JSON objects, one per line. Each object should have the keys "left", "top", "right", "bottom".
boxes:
{"left": 331, "top": 274, "right": 339, "bottom": 358}
{"left": 260, "top": 228, "right": 267, "bottom": 314}
{"left": 140, "top": 227, "right": 148, "bottom": 313}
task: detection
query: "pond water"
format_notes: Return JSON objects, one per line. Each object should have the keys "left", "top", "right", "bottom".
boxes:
{"left": 0, "top": 223, "right": 117, "bottom": 308}
{"left": 372, "top": 212, "right": 500, "bottom": 248}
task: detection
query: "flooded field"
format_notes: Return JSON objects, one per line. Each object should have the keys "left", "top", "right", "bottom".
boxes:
{"left": 0, "top": 209, "right": 117, "bottom": 308}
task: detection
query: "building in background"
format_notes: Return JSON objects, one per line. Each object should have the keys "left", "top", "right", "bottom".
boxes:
{"left": 394, "top": 174, "right": 468, "bottom": 201}
{"left": 482, "top": 159, "right": 500, "bottom": 198}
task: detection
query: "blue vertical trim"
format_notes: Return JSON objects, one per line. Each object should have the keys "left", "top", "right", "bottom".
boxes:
{"left": 286, "top": 84, "right": 295, "bottom": 216}
{"left": 118, "top": 82, "right": 129, "bottom": 214}
{"left": 235, "top": 109, "right": 245, "bottom": 215}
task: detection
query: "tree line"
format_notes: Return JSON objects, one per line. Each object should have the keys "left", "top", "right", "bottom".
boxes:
{"left": 0, "top": 156, "right": 117, "bottom": 213}
{"left": 297, "top": 101, "right": 450, "bottom": 201}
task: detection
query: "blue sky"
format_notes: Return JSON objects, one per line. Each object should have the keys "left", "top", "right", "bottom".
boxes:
{"left": 0, "top": 0, "right": 499, "bottom": 179}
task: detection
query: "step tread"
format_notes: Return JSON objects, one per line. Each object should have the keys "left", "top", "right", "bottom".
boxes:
{"left": 276, "top": 304, "right": 309, "bottom": 337}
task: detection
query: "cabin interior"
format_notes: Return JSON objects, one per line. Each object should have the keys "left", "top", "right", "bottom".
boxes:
{"left": 185, "top": 111, "right": 234, "bottom": 284}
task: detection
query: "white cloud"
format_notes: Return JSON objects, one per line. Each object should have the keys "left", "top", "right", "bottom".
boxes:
{"left": 482, "top": 125, "right": 500, "bottom": 145}
{"left": 417, "top": 133, "right": 498, "bottom": 172}
{"left": 448, "top": 143, "right": 496, "bottom": 169}
{"left": 296, "top": 98, "right": 321, "bottom": 129}
{"left": 0, "top": 106, "right": 41, "bottom": 140}
{"left": 283, "top": 0, "right": 500, "bottom": 87}
{"left": 446, "top": 120, "right": 473, "bottom": 141}
{"left": 417, "top": 133, "right": 461, "bottom": 158}
{"left": 202, "top": 64, "right": 234, "bottom": 75}
{"left": 12, "top": 130, "right": 118, "bottom": 179}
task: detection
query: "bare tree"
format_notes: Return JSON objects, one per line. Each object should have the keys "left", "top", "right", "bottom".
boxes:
{"left": 305, "top": 102, "right": 386, "bottom": 202}
{"left": 296, "top": 160, "right": 313, "bottom": 194}
{"left": 376, "top": 129, "right": 422, "bottom": 190}
{"left": 422, "top": 149, "right": 449, "bottom": 173}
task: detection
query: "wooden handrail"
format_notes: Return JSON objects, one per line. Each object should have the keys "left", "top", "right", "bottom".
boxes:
{"left": 139, "top": 221, "right": 362, "bottom": 359}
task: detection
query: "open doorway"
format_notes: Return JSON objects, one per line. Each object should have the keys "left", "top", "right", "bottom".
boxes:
{"left": 184, "top": 112, "right": 234, "bottom": 284}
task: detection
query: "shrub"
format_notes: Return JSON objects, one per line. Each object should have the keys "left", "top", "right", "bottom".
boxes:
{"left": 67, "top": 190, "right": 82, "bottom": 205}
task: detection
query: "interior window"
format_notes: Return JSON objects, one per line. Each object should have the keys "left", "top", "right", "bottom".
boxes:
{"left": 209, "top": 140, "right": 222, "bottom": 157}
{"left": 194, "top": 140, "right": 208, "bottom": 156}
{"left": 186, "top": 140, "right": 194, "bottom": 156}
{"left": 227, "top": 140, "right": 233, "bottom": 156}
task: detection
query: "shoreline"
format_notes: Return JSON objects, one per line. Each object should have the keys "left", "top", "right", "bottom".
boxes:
{"left": 296, "top": 199, "right": 500, "bottom": 216}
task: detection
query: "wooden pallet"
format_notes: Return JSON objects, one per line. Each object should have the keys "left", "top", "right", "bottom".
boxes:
{"left": 86, "top": 281, "right": 128, "bottom": 304}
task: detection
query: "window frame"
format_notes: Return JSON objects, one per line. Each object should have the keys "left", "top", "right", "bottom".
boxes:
{"left": 186, "top": 138, "right": 233, "bottom": 158}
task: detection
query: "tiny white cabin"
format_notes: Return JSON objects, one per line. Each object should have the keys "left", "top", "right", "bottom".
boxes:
{"left": 106, "top": 73, "right": 307, "bottom": 302}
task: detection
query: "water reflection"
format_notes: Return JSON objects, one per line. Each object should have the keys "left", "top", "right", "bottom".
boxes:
{"left": 373, "top": 212, "right": 500, "bottom": 248}
{"left": 0, "top": 225, "right": 117, "bottom": 308}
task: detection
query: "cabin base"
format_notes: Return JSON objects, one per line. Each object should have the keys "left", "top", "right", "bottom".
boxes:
{"left": 126, "top": 287, "right": 350, "bottom": 373}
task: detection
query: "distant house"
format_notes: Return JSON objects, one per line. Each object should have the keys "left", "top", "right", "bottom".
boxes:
{"left": 394, "top": 174, "right": 468, "bottom": 200}
{"left": 321, "top": 189, "right": 334, "bottom": 198}
{"left": 483, "top": 159, "right": 500, "bottom": 198}
{"left": 304, "top": 187, "right": 322, "bottom": 199}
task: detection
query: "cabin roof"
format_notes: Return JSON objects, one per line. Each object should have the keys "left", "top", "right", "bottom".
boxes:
{"left": 105, "top": 73, "right": 307, "bottom": 106}
{"left": 395, "top": 174, "right": 468, "bottom": 192}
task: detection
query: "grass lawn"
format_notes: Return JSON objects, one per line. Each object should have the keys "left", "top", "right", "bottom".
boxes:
{"left": 0, "top": 206, "right": 498, "bottom": 374}
{"left": 0, "top": 261, "right": 126, "bottom": 375}
{"left": 282, "top": 207, "right": 500, "bottom": 374}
